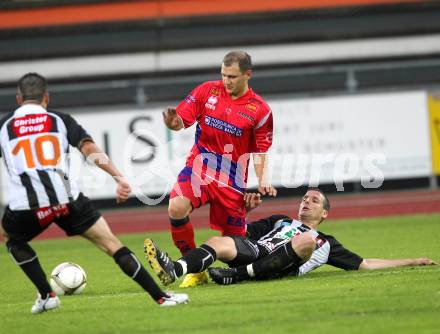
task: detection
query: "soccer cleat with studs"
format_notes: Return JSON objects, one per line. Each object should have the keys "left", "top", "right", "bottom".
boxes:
{"left": 158, "top": 292, "right": 189, "bottom": 307}
{"left": 208, "top": 267, "right": 242, "bottom": 285}
{"left": 143, "top": 238, "right": 177, "bottom": 286}
{"left": 31, "top": 293, "right": 60, "bottom": 314}
{"left": 178, "top": 272, "right": 209, "bottom": 288}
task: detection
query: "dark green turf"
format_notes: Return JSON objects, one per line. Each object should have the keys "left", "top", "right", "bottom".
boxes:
{"left": 1, "top": 214, "right": 439, "bottom": 334}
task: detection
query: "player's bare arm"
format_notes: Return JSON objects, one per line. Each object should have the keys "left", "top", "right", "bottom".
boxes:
{"left": 162, "top": 107, "right": 184, "bottom": 131}
{"left": 80, "top": 141, "right": 132, "bottom": 203}
{"left": 359, "top": 257, "right": 437, "bottom": 270}
{"left": 253, "top": 153, "right": 277, "bottom": 197}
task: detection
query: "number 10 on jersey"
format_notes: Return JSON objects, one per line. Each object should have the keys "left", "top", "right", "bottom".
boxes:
{"left": 12, "top": 134, "right": 61, "bottom": 169}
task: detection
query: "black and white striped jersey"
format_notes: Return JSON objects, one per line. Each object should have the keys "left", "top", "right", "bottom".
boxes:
{"left": 246, "top": 215, "right": 363, "bottom": 276}
{"left": 0, "top": 104, "right": 93, "bottom": 210}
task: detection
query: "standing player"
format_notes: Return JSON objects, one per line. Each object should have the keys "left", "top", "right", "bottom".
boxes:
{"left": 160, "top": 51, "right": 276, "bottom": 287}
{"left": 0, "top": 73, "right": 188, "bottom": 314}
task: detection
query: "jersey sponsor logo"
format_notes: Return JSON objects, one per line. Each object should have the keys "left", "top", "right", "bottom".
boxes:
{"left": 266, "top": 131, "right": 273, "bottom": 143}
{"left": 204, "top": 115, "right": 243, "bottom": 136}
{"left": 210, "top": 87, "right": 221, "bottom": 96}
{"left": 258, "top": 220, "right": 316, "bottom": 252}
{"left": 238, "top": 112, "right": 255, "bottom": 123}
{"left": 246, "top": 103, "right": 258, "bottom": 113}
{"left": 185, "top": 94, "right": 196, "bottom": 104}
{"left": 35, "top": 204, "right": 70, "bottom": 227}
{"left": 205, "top": 96, "right": 218, "bottom": 110}
{"left": 12, "top": 114, "right": 52, "bottom": 137}
{"left": 226, "top": 216, "right": 246, "bottom": 227}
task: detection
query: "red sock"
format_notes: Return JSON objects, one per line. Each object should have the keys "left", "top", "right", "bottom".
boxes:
{"left": 170, "top": 220, "right": 196, "bottom": 255}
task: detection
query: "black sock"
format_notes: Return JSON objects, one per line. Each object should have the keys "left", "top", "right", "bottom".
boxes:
{"left": 113, "top": 246, "right": 167, "bottom": 301}
{"left": 174, "top": 244, "right": 217, "bottom": 277}
{"left": 252, "top": 243, "right": 302, "bottom": 278}
{"left": 235, "top": 266, "right": 248, "bottom": 279}
{"left": 7, "top": 240, "right": 53, "bottom": 297}
{"left": 21, "top": 258, "right": 54, "bottom": 297}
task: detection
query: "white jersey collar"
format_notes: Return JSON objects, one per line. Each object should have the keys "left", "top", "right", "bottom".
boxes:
{"left": 14, "top": 104, "right": 47, "bottom": 117}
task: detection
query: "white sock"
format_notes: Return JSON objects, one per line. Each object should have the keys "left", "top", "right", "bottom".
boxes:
{"left": 177, "top": 260, "right": 188, "bottom": 276}
{"left": 246, "top": 264, "right": 255, "bottom": 278}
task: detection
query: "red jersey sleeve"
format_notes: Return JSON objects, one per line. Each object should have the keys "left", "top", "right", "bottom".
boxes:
{"left": 251, "top": 106, "right": 273, "bottom": 153}
{"left": 176, "top": 82, "right": 208, "bottom": 128}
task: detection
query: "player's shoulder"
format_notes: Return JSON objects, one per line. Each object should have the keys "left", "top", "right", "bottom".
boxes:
{"left": 197, "top": 80, "right": 223, "bottom": 94}
{"left": 270, "top": 214, "right": 291, "bottom": 222}
{"left": 317, "top": 231, "right": 339, "bottom": 246}
{"left": 47, "top": 109, "right": 84, "bottom": 130}
{"left": 248, "top": 91, "right": 271, "bottom": 113}
{"left": 47, "top": 109, "right": 68, "bottom": 118}
{"left": 201, "top": 80, "right": 222, "bottom": 87}
{"left": 47, "top": 109, "right": 75, "bottom": 122}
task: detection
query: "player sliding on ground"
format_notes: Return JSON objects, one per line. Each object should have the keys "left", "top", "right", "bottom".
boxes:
{"left": 0, "top": 73, "right": 188, "bottom": 314}
{"left": 144, "top": 189, "right": 436, "bottom": 286}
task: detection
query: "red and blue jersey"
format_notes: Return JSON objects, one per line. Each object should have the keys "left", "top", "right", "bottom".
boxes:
{"left": 176, "top": 80, "right": 273, "bottom": 193}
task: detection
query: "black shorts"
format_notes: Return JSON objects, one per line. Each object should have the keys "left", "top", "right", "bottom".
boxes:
{"left": 227, "top": 237, "right": 300, "bottom": 279}
{"left": 226, "top": 236, "right": 269, "bottom": 268}
{"left": 2, "top": 193, "right": 101, "bottom": 242}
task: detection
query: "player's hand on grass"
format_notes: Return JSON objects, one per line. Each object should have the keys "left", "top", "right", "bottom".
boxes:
{"left": 258, "top": 184, "right": 277, "bottom": 197}
{"left": 115, "top": 176, "right": 131, "bottom": 203}
{"left": 244, "top": 193, "right": 262, "bottom": 212}
{"left": 414, "top": 258, "right": 438, "bottom": 265}
{"left": 162, "top": 107, "right": 183, "bottom": 130}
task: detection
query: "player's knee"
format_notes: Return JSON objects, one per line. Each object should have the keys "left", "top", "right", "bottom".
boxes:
{"left": 168, "top": 198, "right": 191, "bottom": 219}
{"left": 291, "top": 233, "right": 315, "bottom": 260}
{"left": 6, "top": 239, "right": 37, "bottom": 265}
{"left": 205, "top": 236, "right": 235, "bottom": 259}
{"left": 113, "top": 246, "right": 141, "bottom": 278}
{"left": 205, "top": 236, "right": 224, "bottom": 250}
{"left": 168, "top": 206, "right": 185, "bottom": 220}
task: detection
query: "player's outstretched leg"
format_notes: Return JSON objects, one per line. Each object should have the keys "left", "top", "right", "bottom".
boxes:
{"left": 112, "top": 244, "right": 189, "bottom": 307}
{"left": 83, "top": 217, "right": 188, "bottom": 307}
{"left": 209, "top": 240, "right": 308, "bottom": 285}
{"left": 144, "top": 238, "right": 216, "bottom": 288}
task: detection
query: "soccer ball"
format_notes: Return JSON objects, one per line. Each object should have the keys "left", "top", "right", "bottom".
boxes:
{"left": 50, "top": 262, "right": 87, "bottom": 296}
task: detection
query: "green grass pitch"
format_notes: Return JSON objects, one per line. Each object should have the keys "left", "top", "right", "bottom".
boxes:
{"left": 1, "top": 214, "right": 439, "bottom": 334}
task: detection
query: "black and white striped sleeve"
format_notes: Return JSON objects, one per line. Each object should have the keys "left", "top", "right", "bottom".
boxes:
{"left": 51, "top": 111, "right": 93, "bottom": 149}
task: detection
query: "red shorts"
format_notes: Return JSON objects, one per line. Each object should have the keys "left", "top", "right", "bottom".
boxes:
{"left": 170, "top": 167, "right": 246, "bottom": 236}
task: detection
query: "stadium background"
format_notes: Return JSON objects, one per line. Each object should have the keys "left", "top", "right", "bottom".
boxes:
{"left": 1, "top": 0, "right": 440, "bottom": 229}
